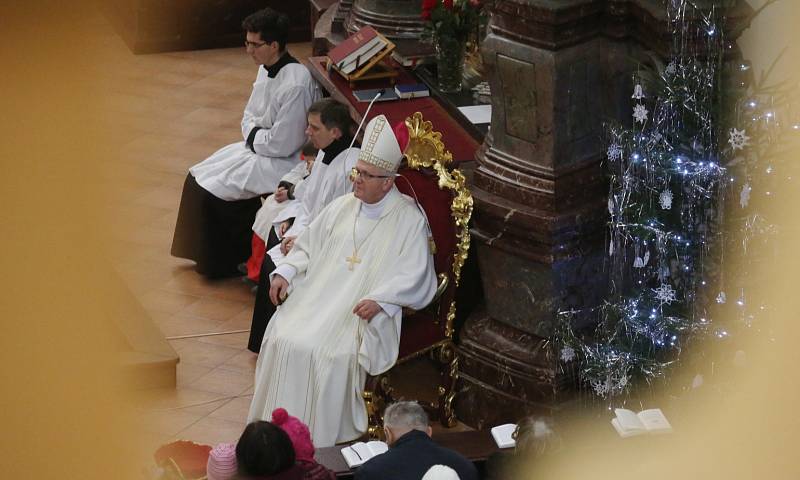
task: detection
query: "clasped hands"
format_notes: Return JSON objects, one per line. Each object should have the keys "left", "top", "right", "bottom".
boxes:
{"left": 274, "top": 186, "right": 289, "bottom": 203}
{"left": 268, "top": 274, "right": 381, "bottom": 321}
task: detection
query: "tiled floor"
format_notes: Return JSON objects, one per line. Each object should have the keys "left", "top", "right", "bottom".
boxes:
{"left": 91, "top": 13, "right": 314, "bottom": 465}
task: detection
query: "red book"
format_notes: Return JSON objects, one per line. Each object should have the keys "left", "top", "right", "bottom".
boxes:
{"left": 327, "top": 26, "right": 388, "bottom": 74}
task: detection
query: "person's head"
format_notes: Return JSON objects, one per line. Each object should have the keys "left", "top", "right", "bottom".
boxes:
{"left": 206, "top": 443, "right": 238, "bottom": 480}
{"left": 350, "top": 160, "right": 395, "bottom": 204}
{"left": 270, "top": 408, "right": 316, "bottom": 462}
{"left": 235, "top": 421, "right": 296, "bottom": 477}
{"left": 305, "top": 98, "right": 355, "bottom": 150}
{"left": 350, "top": 114, "right": 409, "bottom": 204}
{"left": 382, "top": 401, "right": 431, "bottom": 445}
{"left": 513, "top": 416, "right": 562, "bottom": 457}
{"left": 422, "top": 465, "right": 461, "bottom": 480}
{"left": 242, "top": 8, "right": 290, "bottom": 66}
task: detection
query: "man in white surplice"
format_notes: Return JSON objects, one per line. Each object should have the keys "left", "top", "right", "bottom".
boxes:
{"left": 247, "top": 98, "right": 361, "bottom": 353}
{"left": 248, "top": 115, "right": 437, "bottom": 447}
{"left": 170, "top": 8, "right": 320, "bottom": 278}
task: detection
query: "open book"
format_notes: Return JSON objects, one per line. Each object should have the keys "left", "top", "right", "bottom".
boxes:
{"left": 340, "top": 441, "right": 388, "bottom": 468}
{"left": 490, "top": 423, "right": 517, "bottom": 449}
{"left": 611, "top": 408, "right": 673, "bottom": 438}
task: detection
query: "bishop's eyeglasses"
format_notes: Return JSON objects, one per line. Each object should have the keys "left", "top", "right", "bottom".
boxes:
{"left": 350, "top": 167, "right": 392, "bottom": 181}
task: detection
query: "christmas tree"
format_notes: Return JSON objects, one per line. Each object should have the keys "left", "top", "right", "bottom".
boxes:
{"left": 557, "top": 0, "right": 795, "bottom": 402}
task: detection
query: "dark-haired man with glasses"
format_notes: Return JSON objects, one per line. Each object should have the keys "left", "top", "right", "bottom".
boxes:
{"left": 171, "top": 7, "right": 320, "bottom": 279}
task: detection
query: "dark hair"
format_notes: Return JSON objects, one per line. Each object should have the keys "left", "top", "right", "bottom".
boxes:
{"left": 242, "top": 8, "right": 290, "bottom": 51}
{"left": 236, "top": 421, "right": 296, "bottom": 477}
{"left": 308, "top": 98, "right": 356, "bottom": 137}
{"left": 301, "top": 140, "right": 319, "bottom": 157}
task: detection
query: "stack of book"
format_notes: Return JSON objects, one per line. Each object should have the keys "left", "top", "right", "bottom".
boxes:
{"left": 327, "top": 26, "right": 396, "bottom": 84}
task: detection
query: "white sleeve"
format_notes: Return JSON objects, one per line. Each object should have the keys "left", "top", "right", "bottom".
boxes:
{"left": 377, "top": 302, "right": 401, "bottom": 318}
{"left": 270, "top": 264, "right": 297, "bottom": 283}
{"left": 241, "top": 73, "right": 265, "bottom": 140}
{"left": 251, "top": 86, "right": 314, "bottom": 158}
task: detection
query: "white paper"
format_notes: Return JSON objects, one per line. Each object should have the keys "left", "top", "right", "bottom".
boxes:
{"left": 458, "top": 105, "right": 492, "bottom": 124}
{"left": 490, "top": 423, "right": 517, "bottom": 448}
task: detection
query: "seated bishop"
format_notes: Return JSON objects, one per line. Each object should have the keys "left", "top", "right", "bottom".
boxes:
{"left": 247, "top": 114, "right": 438, "bottom": 447}
{"left": 247, "top": 98, "right": 361, "bottom": 353}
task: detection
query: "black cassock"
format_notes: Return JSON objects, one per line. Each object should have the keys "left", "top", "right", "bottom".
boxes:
{"left": 171, "top": 174, "right": 261, "bottom": 278}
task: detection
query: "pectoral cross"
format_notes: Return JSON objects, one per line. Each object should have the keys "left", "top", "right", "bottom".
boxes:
{"left": 345, "top": 251, "right": 362, "bottom": 271}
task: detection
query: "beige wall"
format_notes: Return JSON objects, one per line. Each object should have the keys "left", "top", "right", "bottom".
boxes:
{"left": 739, "top": 0, "right": 800, "bottom": 82}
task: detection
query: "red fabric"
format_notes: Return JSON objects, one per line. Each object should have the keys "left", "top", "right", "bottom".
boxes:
{"left": 395, "top": 168, "right": 456, "bottom": 276}
{"left": 247, "top": 233, "right": 266, "bottom": 282}
{"left": 393, "top": 120, "right": 410, "bottom": 153}
{"left": 153, "top": 440, "right": 212, "bottom": 479}
{"left": 394, "top": 167, "right": 456, "bottom": 358}
{"left": 311, "top": 58, "right": 479, "bottom": 163}
{"left": 398, "top": 311, "right": 445, "bottom": 358}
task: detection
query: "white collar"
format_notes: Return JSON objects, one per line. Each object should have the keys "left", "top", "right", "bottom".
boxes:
{"left": 359, "top": 187, "right": 396, "bottom": 220}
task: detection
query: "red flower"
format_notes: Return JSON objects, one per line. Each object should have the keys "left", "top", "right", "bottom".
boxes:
{"left": 469, "top": 0, "right": 481, "bottom": 6}
{"left": 443, "top": 0, "right": 454, "bottom": 10}
{"left": 421, "top": 0, "right": 436, "bottom": 19}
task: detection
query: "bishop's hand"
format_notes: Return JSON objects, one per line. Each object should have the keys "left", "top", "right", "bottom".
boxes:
{"left": 353, "top": 299, "right": 381, "bottom": 322}
{"left": 269, "top": 275, "right": 289, "bottom": 306}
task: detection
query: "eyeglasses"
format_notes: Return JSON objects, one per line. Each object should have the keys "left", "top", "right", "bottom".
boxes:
{"left": 244, "top": 40, "right": 268, "bottom": 49}
{"left": 350, "top": 167, "right": 392, "bottom": 181}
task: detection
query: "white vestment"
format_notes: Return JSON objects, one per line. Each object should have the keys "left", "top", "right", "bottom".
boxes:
{"left": 248, "top": 187, "right": 437, "bottom": 447}
{"left": 266, "top": 143, "right": 359, "bottom": 263}
{"left": 190, "top": 61, "right": 320, "bottom": 201}
{"left": 251, "top": 161, "right": 310, "bottom": 240}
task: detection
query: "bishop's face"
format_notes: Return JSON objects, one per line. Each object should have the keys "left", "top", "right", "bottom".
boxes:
{"left": 245, "top": 31, "right": 280, "bottom": 66}
{"left": 305, "top": 113, "right": 341, "bottom": 150}
{"left": 351, "top": 160, "right": 394, "bottom": 204}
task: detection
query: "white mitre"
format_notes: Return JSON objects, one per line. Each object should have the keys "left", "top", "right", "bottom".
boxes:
{"left": 358, "top": 114, "right": 404, "bottom": 172}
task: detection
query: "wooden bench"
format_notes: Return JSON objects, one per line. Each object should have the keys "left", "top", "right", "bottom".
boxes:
{"left": 314, "top": 430, "right": 500, "bottom": 478}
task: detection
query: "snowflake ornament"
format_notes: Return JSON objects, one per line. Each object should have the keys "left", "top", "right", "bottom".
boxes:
{"left": 632, "top": 84, "right": 645, "bottom": 100}
{"left": 633, "top": 104, "right": 649, "bottom": 124}
{"left": 716, "top": 291, "right": 727, "bottom": 304}
{"left": 607, "top": 143, "right": 623, "bottom": 161}
{"left": 590, "top": 378, "right": 609, "bottom": 396}
{"left": 740, "top": 182, "right": 751, "bottom": 208}
{"left": 653, "top": 283, "right": 677, "bottom": 305}
{"left": 659, "top": 189, "right": 673, "bottom": 210}
{"left": 560, "top": 346, "right": 575, "bottom": 362}
{"left": 665, "top": 62, "right": 677, "bottom": 75}
{"left": 590, "top": 373, "right": 629, "bottom": 398}
{"left": 728, "top": 128, "right": 750, "bottom": 151}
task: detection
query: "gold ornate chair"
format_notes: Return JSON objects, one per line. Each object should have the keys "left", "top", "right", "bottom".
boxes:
{"left": 363, "top": 112, "right": 473, "bottom": 437}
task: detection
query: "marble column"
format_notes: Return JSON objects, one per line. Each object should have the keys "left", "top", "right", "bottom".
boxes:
{"left": 454, "top": 0, "right": 751, "bottom": 428}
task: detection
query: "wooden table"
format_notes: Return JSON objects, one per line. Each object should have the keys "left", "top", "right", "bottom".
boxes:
{"left": 314, "top": 430, "right": 501, "bottom": 478}
{"left": 304, "top": 56, "right": 482, "bottom": 164}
